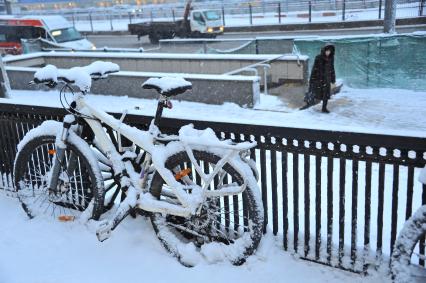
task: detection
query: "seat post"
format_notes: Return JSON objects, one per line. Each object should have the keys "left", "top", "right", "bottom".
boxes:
{"left": 153, "top": 99, "right": 165, "bottom": 127}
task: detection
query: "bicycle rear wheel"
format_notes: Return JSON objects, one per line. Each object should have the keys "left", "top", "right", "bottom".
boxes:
{"left": 149, "top": 150, "right": 264, "bottom": 266}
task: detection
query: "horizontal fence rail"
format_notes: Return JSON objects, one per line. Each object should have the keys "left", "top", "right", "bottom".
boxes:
{"left": 0, "top": 102, "right": 425, "bottom": 274}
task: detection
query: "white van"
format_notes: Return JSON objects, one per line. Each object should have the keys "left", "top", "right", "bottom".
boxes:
{"left": 0, "top": 15, "right": 95, "bottom": 54}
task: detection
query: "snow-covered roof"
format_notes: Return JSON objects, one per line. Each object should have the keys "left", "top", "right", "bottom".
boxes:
{"left": 25, "top": 15, "right": 73, "bottom": 31}
{"left": 0, "top": 15, "right": 72, "bottom": 31}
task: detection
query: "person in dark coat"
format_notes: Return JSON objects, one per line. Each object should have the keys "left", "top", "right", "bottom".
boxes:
{"left": 301, "top": 43, "right": 336, "bottom": 113}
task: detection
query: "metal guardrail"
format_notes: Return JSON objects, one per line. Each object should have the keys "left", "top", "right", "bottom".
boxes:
{"left": 0, "top": 102, "right": 425, "bottom": 274}
{"left": 16, "top": 0, "right": 425, "bottom": 32}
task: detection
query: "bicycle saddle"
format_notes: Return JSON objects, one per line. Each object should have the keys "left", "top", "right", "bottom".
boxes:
{"left": 142, "top": 77, "right": 192, "bottom": 97}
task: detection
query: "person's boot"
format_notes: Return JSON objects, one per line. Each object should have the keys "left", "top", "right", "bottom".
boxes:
{"left": 300, "top": 103, "right": 311, "bottom": 110}
{"left": 322, "top": 99, "right": 330, "bottom": 113}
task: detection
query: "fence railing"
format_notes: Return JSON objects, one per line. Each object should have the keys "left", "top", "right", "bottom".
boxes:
{"left": 0, "top": 102, "right": 425, "bottom": 274}
{"left": 17, "top": 0, "right": 425, "bottom": 32}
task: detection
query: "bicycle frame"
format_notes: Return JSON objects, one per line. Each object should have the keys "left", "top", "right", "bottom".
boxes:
{"left": 52, "top": 89, "right": 256, "bottom": 225}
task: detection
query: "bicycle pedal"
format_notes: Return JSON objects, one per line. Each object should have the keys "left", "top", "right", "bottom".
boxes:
{"left": 96, "top": 221, "right": 112, "bottom": 242}
{"left": 129, "top": 208, "right": 137, "bottom": 218}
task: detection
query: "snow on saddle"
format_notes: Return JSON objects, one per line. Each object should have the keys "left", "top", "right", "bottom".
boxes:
{"left": 142, "top": 77, "right": 192, "bottom": 97}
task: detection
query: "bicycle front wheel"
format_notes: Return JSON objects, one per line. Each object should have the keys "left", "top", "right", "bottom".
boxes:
{"left": 149, "top": 150, "right": 264, "bottom": 266}
{"left": 14, "top": 128, "right": 105, "bottom": 220}
{"left": 391, "top": 205, "right": 426, "bottom": 283}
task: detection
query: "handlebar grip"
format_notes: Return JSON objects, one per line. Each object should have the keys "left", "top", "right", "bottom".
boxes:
{"left": 31, "top": 77, "right": 57, "bottom": 88}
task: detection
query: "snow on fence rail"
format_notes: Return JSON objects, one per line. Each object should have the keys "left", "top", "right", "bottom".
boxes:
{"left": 0, "top": 102, "right": 425, "bottom": 274}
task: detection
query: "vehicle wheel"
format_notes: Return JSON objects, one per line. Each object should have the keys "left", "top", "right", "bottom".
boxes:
{"left": 190, "top": 31, "right": 202, "bottom": 38}
{"left": 149, "top": 150, "right": 264, "bottom": 266}
{"left": 14, "top": 125, "right": 105, "bottom": 220}
{"left": 148, "top": 32, "right": 160, "bottom": 44}
{"left": 391, "top": 205, "right": 426, "bottom": 283}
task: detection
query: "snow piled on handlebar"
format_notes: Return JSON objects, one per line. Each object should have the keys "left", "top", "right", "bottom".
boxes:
{"left": 34, "top": 61, "right": 120, "bottom": 92}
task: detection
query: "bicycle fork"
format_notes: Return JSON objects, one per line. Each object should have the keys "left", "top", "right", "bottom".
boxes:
{"left": 47, "top": 117, "right": 79, "bottom": 199}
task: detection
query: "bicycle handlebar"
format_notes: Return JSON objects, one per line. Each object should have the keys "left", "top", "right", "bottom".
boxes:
{"left": 31, "top": 62, "right": 120, "bottom": 92}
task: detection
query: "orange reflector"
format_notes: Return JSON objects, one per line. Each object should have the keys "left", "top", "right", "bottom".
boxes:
{"left": 175, "top": 168, "right": 191, "bottom": 180}
{"left": 58, "top": 215, "right": 75, "bottom": 222}
{"left": 48, "top": 149, "right": 56, "bottom": 155}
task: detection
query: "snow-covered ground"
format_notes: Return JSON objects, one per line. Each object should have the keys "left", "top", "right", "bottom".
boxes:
{"left": 2, "top": 86, "right": 425, "bottom": 137}
{"left": 74, "top": 5, "right": 420, "bottom": 32}
{"left": 0, "top": 193, "right": 385, "bottom": 283}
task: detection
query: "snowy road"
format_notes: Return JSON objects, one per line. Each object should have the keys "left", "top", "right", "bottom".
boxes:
{"left": 87, "top": 25, "right": 425, "bottom": 50}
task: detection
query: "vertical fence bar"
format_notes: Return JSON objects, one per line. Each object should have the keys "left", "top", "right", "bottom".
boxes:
{"left": 249, "top": 4, "right": 253, "bottom": 26}
{"left": 327, "top": 156, "right": 334, "bottom": 263}
{"left": 309, "top": 1, "right": 312, "bottom": 23}
{"left": 315, "top": 154, "right": 321, "bottom": 260}
{"left": 110, "top": 13, "right": 113, "bottom": 31}
{"left": 379, "top": 0, "right": 383, "bottom": 19}
{"left": 376, "top": 162, "right": 385, "bottom": 260}
{"left": 72, "top": 13, "right": 75, "bottom": 28}
{"left": 7, "top": 115, "right": 18, "bottom": 164}
{"left": 390, "top": 164, "right": 400, "bottom": 255}
{"left": 0, "top": 115, "right": 10, "bottom": 183}
{"left": 293, "top": 150, "right": 300, "bottom": 253}
{"left": 248, "top": 143, "right": 256, "bottom": 230}
{"left": 1, "top": 117, "right": 13, "bottom": 175}
{"left": 406, "top": 166, "right": 414, "bottom": 220}
{"left": 363, "top": 160, "right": 372, "bottom": 272}
{"left": 271, "top": 150, "right": 278, "bottom": 235}
{"left": 172, "top": 9, "right": 176, "bottom": 22}
{"left": 278, "top": 2, "right": 282, "bottom": 24}
{"left": 351, "top": 159, "right": 359, "bottom": 266}
{"left": 0, "top": 116, "right": 6, "bottom": 185}
{"left": 89, "top": 13, "right": 93, "bottom": 32}
{"left": 342, "top": 0, "right": 346, "bottom": 21}
{"left": 338, "top": 157, "right": 346, "bottom": 265}
{"left": 282, "top": 150, "right": 289, "bottom": 251}
{"left": 224, "top": 174, "right": 230, "bottom": 234}
{"left": 304, "top": 152, "right": 311, "bottom": 257}
{"left": 260, "top": 147, "right": 268, "bottom": 233}
{"left": 222, "top": 6, "right": 226, "bottom": 26}
{"left": 128, "top": 12, "right": 132, "bottom": 24}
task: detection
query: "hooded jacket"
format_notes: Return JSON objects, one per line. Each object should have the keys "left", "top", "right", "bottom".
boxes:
{"left": 309, "top": 44, "right": 336, "bottom": 100}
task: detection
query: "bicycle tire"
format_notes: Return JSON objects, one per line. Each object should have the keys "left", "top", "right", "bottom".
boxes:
{"left": 14, "top": 122, "right": 105, "bottom": 220}
{"left": 391, "top": 205, "right": 426, "bottom": 283}
{"left": 149, "top": 149, "right": 264, "bottom": 266}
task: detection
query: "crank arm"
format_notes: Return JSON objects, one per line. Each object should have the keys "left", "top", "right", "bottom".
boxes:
{"left": 96, "top": 207, "right": 131, "bottom": 242}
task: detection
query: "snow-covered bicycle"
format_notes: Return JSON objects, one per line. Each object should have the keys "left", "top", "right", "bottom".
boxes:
{"left": 13, "top": 62, "right": 264, "bottom": 266}
{"left": 391, "top": 167, "right": 426, "bottom": 283}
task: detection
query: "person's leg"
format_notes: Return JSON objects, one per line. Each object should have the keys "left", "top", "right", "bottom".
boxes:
{"left": 322, "top": 97, "right": 330, "bottom": 113}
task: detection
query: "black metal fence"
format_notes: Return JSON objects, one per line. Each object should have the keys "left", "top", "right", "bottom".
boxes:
{"left": 0, "top": 102, "right": 425, "bottom": 274}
